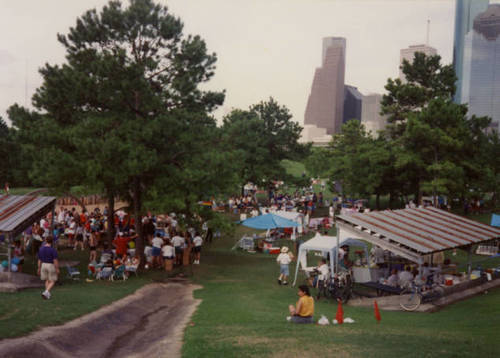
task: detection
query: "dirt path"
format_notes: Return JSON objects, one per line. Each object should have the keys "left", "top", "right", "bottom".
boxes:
{"left": 0, "top": 282, "right": 201, "bottom": 358}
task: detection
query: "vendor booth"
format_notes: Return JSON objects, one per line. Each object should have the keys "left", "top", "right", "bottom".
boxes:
{"left": 335, "top": 207, "right": 500, "bottom": 280}
{"left": 235, "top": 213, "right": 299, "bottom": 253}
{"left": 292, "top": 232, "right": 369, "bottom": 286}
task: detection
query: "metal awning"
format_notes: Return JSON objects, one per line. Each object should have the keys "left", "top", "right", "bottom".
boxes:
{"left": 0, "top": 194, "right": 57, "bottom": 237}
{"left": 336, "top": 207, "right": 500, "bottom": 262}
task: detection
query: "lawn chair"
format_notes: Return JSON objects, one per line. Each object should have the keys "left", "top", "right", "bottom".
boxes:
{"left": 112, "top": 265, "right": 127, "bottom": 281}
{"left": 66, "top": 263, "right": 80, "bottom": 280}
{"left": 96, "top": 267, "right": 113, "bottom": 280}
{"left": 125, "top": 263, "right": 139, "bottom": 277}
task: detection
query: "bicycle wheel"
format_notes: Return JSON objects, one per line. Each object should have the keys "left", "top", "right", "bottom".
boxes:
{"left": 399, "top": 288, "right": 421, "bottom": 311}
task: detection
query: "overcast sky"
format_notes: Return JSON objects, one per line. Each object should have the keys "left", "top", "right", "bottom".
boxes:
{"left": 0, "top": 0, "right": 471, "bottom": 126}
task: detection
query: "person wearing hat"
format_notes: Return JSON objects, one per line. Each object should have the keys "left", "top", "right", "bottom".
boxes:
{"left": 276, "top": 246, "right": 293, "bottom": 285}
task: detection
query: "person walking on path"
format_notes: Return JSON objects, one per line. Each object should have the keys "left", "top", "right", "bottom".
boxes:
{"left": 37, "top": 236, "right": 59, "bottom": 300}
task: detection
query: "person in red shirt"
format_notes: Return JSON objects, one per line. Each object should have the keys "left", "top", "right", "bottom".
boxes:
{"left": 112, "top": 232, "right": 136, "bottom": 259}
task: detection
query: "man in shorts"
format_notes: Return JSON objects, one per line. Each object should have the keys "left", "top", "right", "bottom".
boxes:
{"left": 37, "top": 236, "right": 59, "bottom": 300}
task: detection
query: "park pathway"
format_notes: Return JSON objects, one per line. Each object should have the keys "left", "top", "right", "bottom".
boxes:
{"left": 0, "top": 282, "right": 201, "bottom": 358}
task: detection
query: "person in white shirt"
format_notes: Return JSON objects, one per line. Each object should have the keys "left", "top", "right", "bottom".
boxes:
{"left": 398, "top": 266, "right": 414, "bottom": 288}
{"left": 192, "top": 233, "right": 203, "bottom": 264}
{"left": 171, "top": 233, "right": 185, "bottom": 266}
{"left": 161, "top": 239, "right": 174, "bottom": 271}
{"left": 151, "top": 235, "right": 164, "bottom": 269}
{"left": 313, "top": 259, "right": 330, "bottom": 299}
{"left": 386, "top": 269, "right": 399, "bottom": 287}
{"left": 276, "top": 246, "right": 293, "bottom": 285}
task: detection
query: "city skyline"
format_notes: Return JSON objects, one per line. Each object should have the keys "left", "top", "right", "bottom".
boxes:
{"left": 2, "top": 0, "right": 495, "bottom": 126}
{"left": 304, "top": 37, "right": 346, "bottom": 134}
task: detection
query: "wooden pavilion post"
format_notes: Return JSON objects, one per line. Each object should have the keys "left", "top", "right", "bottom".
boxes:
{"left": 7, "top": 233, "right": 12, "bottom": 283}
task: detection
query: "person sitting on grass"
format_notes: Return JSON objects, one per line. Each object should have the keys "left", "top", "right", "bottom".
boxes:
{"left": 287, "top": 285, "right": 314, "bottom": 324}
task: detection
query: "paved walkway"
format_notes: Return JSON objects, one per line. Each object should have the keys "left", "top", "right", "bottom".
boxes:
{"left": 0, "top": 282, "right": 201, "bottom": 358}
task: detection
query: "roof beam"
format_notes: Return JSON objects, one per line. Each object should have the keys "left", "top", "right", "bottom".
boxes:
{"left": 336, "top": 221, "right": 422, "bottom": 263}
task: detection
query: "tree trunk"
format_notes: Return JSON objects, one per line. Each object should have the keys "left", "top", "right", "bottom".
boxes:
{"left": 133, "top": 177, "right": 145, "bottom": 267}
{"left": 376, "top": 193, "right": 380, "bottom": 210}
{"left": 106, "top": 193, "right": 115, "bottom": 244}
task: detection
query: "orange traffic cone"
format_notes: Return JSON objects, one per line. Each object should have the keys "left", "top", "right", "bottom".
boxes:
{"left": 374, "top": 300, "right": 381, "bottom": 323}
{"left": 335, "top": 299, "right": 344, "bottom": 324}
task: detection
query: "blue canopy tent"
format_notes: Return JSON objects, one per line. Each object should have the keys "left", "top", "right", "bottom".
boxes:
{"left": 491, "top": 214, "right": 500, "bottom": 227}
{"left": 241, "top": 213, "right": 298, "bottom": 230}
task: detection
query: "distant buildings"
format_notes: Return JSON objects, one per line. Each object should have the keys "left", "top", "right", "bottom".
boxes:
{"left": 304, "top": 37, "right": 346, "bottom": 135}
{"left": 399, "top": 44, "right": 437, "bottom": 82}
{"left": 453, "top": 0, "right": 489, "bottom": 103}
{"left": 343, "top": 85, "right": 363, "bottom": 124}
{"left": 460, "top": 4, "right": 500, "bottom": 133}
{"left": 361, "top": 94, "right": 387, "bottom": 135}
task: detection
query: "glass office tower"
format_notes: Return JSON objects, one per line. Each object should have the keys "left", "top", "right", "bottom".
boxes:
{"left": 461, "top": 5, "right": 500, "bottom": 133}
{"left": 453, "top": 0, "right": 489, "bottom": 103}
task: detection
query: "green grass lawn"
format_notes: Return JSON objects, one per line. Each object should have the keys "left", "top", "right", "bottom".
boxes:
{"left": 183, "top": 218, "right": 500, "bottom": 358}
{"left": 0, "top": 247, "right": 186, "bottom": 339}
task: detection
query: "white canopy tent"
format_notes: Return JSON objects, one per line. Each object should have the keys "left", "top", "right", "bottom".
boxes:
{"left": 291, "top": 232, "right": 369, "bottom": 286}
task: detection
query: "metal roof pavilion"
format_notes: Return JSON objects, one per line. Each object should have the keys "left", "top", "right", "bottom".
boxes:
{"left": 336, "top": 207, "right": 500, "bottom": 263}
{"left": 0, "top": 194, "right": 56, "bottom": 281}
{"left": 0, "top": 194, "right": 56, "bottom": 237}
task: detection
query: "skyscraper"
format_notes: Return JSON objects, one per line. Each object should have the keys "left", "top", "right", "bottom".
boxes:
{"left": 461, "top": 4, "right": 500, "bottom": 132}
{"left": 343, "top": 85, "right": 363, "bottom": 124}
{"left": 304, "top": 37, "right": 346, "bottom": 134}
{"left": 453, "top": 0, "right": 489, "bottom": 103}
{"left": 399, "top": 44, "right": 437, "bottom": 81}
{"left": 361, "top": 94, "right": 387, "bottom": 136}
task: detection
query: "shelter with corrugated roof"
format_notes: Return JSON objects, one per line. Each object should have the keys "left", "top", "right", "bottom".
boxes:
{"left": 0, "top": 194, "right": 56, "bottom": 281}
{"left": 336, "top": 207, "right": 500, "bottom": 274}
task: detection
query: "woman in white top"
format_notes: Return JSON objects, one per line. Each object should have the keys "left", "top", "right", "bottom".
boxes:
{"left": 192, "top": 233, "right": 203, "bottom": 264}
{"left": 161, "top": 239, "right": 174, "bottom": 271}
{"left": 151, "top": 235, "right": 164, "bottom": 268}
{"left": 171, "top": 233, "right": 185, "bottom": 266}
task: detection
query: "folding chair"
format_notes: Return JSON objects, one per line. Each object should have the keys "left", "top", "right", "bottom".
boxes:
{"left": 96, "top": 267, "right": 113, "bottom": 280}
{"left": 112, "top": 265, "right": 127, "bottom": 281}
{"left": 66, "top": 263, "right": 80, "bottom": 280}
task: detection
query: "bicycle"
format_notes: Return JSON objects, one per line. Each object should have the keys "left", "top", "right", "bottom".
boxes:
{"left": 399, "top": 281, "right": 445, "bottom": 311}
{"left": 320, "top": 271, "right": 354, "bottom": 303}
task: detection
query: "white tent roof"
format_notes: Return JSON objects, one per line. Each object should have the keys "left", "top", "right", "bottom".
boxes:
{"left": 300, "top": 232, "right": 337, "bottom": 252}
{"left": 292, "top": 232, "right": 369, "bottom": 286}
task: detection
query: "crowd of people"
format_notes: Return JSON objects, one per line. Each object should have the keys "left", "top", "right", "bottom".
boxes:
{"left": 3, "top": 206, "right": 217, "bottom": 299}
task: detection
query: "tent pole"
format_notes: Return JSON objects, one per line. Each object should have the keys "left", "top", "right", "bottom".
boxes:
{"left": 335, "top": 227, "right": 339, "bottom": 276}
{"left": 292, "top": 246, "right": 302, "bottom": 287}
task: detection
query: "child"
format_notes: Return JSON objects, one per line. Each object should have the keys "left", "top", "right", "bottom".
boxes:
{"left": 276, "top": 246, "right": 293, "bottom": 285}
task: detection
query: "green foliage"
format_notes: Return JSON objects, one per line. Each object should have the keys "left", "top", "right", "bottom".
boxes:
{"left": 304, "top": 147, "right": 330, "bottom": 178}
{"left": 221, "top": 98, "right": 309, "bottom": 191}
{"left": 0, "top": 110, "right": 35, "bottom": 187}
{"left": 12, "top": 0, "right": 231, "bottom": 256}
